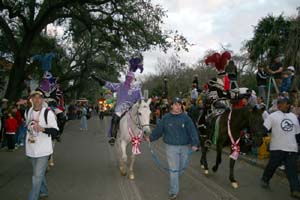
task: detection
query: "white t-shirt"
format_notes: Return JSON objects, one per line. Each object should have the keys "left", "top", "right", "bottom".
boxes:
{"left": 25, "top": 107, "right": 59, "bottom": 158}
{"left": 264, "top": 111, "right": 300, "bottom": 152}
{"left": 262, "top": 110, "right": 269, "bottom": 121}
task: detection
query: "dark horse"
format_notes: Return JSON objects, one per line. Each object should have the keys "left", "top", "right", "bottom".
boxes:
{"left": 198, "top": 107, "right": 265, "bottom": 188}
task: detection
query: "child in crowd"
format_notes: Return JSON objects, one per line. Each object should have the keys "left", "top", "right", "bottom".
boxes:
{"left": 281, "top": 66, "right": 295, "bottom": 93}
{"left": 4, "top": 111, "right": 18, "bottom": 152}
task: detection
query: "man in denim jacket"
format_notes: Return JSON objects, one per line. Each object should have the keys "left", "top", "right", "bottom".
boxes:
{"left": 146, "top": 97, "right": 199, "bottom": 199}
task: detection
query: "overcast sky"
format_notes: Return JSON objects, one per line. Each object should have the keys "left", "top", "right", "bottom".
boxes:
{"left": 141, "top": 0, "right": 299, "bottom": 75}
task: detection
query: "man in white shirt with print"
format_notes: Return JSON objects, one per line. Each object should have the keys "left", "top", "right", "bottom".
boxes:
{"left": 261, "top": 96, "right": 300, "bottom": 199}
{"left": 25, "top": 91, "right": 59, "bottom": 200}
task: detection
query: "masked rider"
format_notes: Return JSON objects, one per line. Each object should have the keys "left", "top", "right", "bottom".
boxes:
{"left": 92, "top": 71, "right": 143, "bottom": 146}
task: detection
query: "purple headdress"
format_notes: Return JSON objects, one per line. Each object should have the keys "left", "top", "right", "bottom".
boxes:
{"left": 32, "top": 52, "right": 61, "bottom": 103}
{"left": 129, "top": 54, "right": 144, "bottom": 73}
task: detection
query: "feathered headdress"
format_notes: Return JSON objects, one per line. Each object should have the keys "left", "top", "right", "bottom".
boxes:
{"left": 32, "top": 52, "right": 64, "bottom": 108}
{"left": 205, "top": 51, "right": 231, "bottom": 72}
{"left": 129, "top": 54, "right": 144, "bottom": 73}
{"left": 32, "top": 53, "right": 55, "bottom": 72}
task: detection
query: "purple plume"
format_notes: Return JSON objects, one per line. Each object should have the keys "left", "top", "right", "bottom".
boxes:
{"left": 129, "top": 57, "right": 144, "bottom": 73}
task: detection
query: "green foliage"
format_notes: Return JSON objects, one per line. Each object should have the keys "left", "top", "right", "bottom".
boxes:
{"left": 285, "top": 16, "right": 300, "bottom": 72}
{"left": 142, "top": 56, "right": 216, "bottom": 98}
{"left": 0, "top": 0, "right": 189, "bottom": 101}
{"left": 246, "top": 14, "right": 291, "bottom": 65}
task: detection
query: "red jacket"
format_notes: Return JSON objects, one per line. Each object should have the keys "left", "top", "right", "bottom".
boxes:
{"left": 15, "top": 110, "right": 23, "bottom": 126}
{"left": 5, "top": 117, "right": 19, "bottom": 133}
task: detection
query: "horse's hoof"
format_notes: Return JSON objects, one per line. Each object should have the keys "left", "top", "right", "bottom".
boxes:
{"left": 204, "top": 170, "right": 209, "bottom": 175}
{"left": 120, "top": 171, "right": 127, "bottom": 176}
{"left": 201, "top": 165, "right": 205, "bottom": 169}
{"left": 128, "top": 174, "right": 135, "bottom": 180}
{"left": 231, "top": 182, "right": 239, "bottom": 189}
{"left": 119, "top": 167, "right": 127, "bottom": 176}
{"left": 212, "top": 166, "right": 217, "bottom": 172}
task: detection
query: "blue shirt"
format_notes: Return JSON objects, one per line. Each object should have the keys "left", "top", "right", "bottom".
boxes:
{"left": 150, "top": 112, "right": 200, "bottom": 146}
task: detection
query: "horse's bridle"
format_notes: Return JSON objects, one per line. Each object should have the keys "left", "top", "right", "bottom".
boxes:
{"left": 129, "top": 105, "right": 151, "bottom": 131}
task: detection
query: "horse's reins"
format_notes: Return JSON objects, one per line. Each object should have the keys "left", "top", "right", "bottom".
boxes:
{"left": 127, "top": 104, "right": 194, "bottom": 172}
{"left": 128, "top": 108, "right": 150, "bottom": 130}
{"left": 148, "top": 142, "right": 194, "bottom": 173}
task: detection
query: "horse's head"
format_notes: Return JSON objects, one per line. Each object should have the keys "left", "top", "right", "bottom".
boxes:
{"left": 133, "top": 98, "right": 152, "bottom": 136}
{"left": 246, "top": 107, "right": 265, "bottom": 147}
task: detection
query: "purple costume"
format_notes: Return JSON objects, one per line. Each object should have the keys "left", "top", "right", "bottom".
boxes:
{"left": 105, "top": 79, "right": 143, "bottom": 116}
{"left": 95, "top": 55, "right": 144, "bottom": 145}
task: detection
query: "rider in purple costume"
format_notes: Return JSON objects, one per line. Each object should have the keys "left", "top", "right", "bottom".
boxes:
{"left": 92, "top": 55, "right": 144, "bottom": 145}
{"left": 93, "top": 71, "right": 143, "bottom": 145}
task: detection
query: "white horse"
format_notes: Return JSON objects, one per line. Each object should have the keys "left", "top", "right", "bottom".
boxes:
{"left": 117, "top": 99, "right": 152, "bottom": 180}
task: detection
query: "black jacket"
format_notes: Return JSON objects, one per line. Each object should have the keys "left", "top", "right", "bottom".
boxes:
{"left": 256, "top": 70, "right": 268, "bottom": 86}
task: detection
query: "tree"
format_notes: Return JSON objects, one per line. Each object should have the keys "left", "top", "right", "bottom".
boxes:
{"left": 285, "top": 11, "right": 300, "bottom": 106}
{"left": 142, "top": 55, "right": 216, "bottom": 98}
{"left": 0, "top": 0, "right": 189, "bottom": 101}
{"left": 246, "top": 14, "right": 291, "bottom": 65}
{"left": 285, "top": 13, "right": 300, "bottom": 73}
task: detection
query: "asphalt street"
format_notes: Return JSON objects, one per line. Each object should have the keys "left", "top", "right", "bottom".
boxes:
{"left": 0, "top": 116, "right": 296, "bottom": 200}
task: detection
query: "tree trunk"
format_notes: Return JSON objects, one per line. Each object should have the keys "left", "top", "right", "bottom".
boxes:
{"left": 4, "top": 54, "right": 27, "bottom": 101}
{"left": 5, "top": 32, "right": 36, "bottom": 101}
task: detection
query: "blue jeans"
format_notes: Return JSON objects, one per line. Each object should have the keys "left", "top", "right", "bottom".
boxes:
{"left": 28, "top": 156, "right": 49, "bottom": 200}
{"left": 17, "top": 122, "right": 26, "bottom": 145}
{"left": 165, "top": 144, "right": 189, "bottom": 195}
{"left": 258, "top": 86, "right": 267, "bottom": 102}
{"left": 156, "top": 118, "right": 160, "bottom": 125}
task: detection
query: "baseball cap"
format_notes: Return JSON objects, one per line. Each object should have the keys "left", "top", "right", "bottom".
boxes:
{"left": 171, "top": 97, "right": 182, "bottom": 105}
{"left": 30, "top": 90, "right": 44, "bottom": 98}
{"left": 277, "top": 96, "right": 291, "bottom": 104}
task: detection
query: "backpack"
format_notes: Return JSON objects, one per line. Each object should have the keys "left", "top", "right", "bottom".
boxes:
{"left": 25, "top": 107, "right": 51, "bottom": 125}
{"left": 25, "top": 107, "right": 61, "bottom": 139}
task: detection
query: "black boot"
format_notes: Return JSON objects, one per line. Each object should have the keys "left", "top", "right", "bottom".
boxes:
{"left": 108, "top": 114, "right": 120, "bottom": 146}
{"left": 108, "top": 138, "right": 115, "bottom": 146}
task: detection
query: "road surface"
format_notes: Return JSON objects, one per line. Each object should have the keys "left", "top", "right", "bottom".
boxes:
{"left": 0, "top": 116, "right": 295, "bottom": 200}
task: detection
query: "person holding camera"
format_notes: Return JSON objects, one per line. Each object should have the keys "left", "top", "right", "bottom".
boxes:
{"left": 25, "top": 91, "right": 59, "bottom": 200}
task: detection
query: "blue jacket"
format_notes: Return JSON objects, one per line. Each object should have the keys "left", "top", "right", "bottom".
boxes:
{"left": 150, "top": 112, "right": 200, "bottom": 146}
{"left": 281, "top": 76, "right": 293, "bottom": 93}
